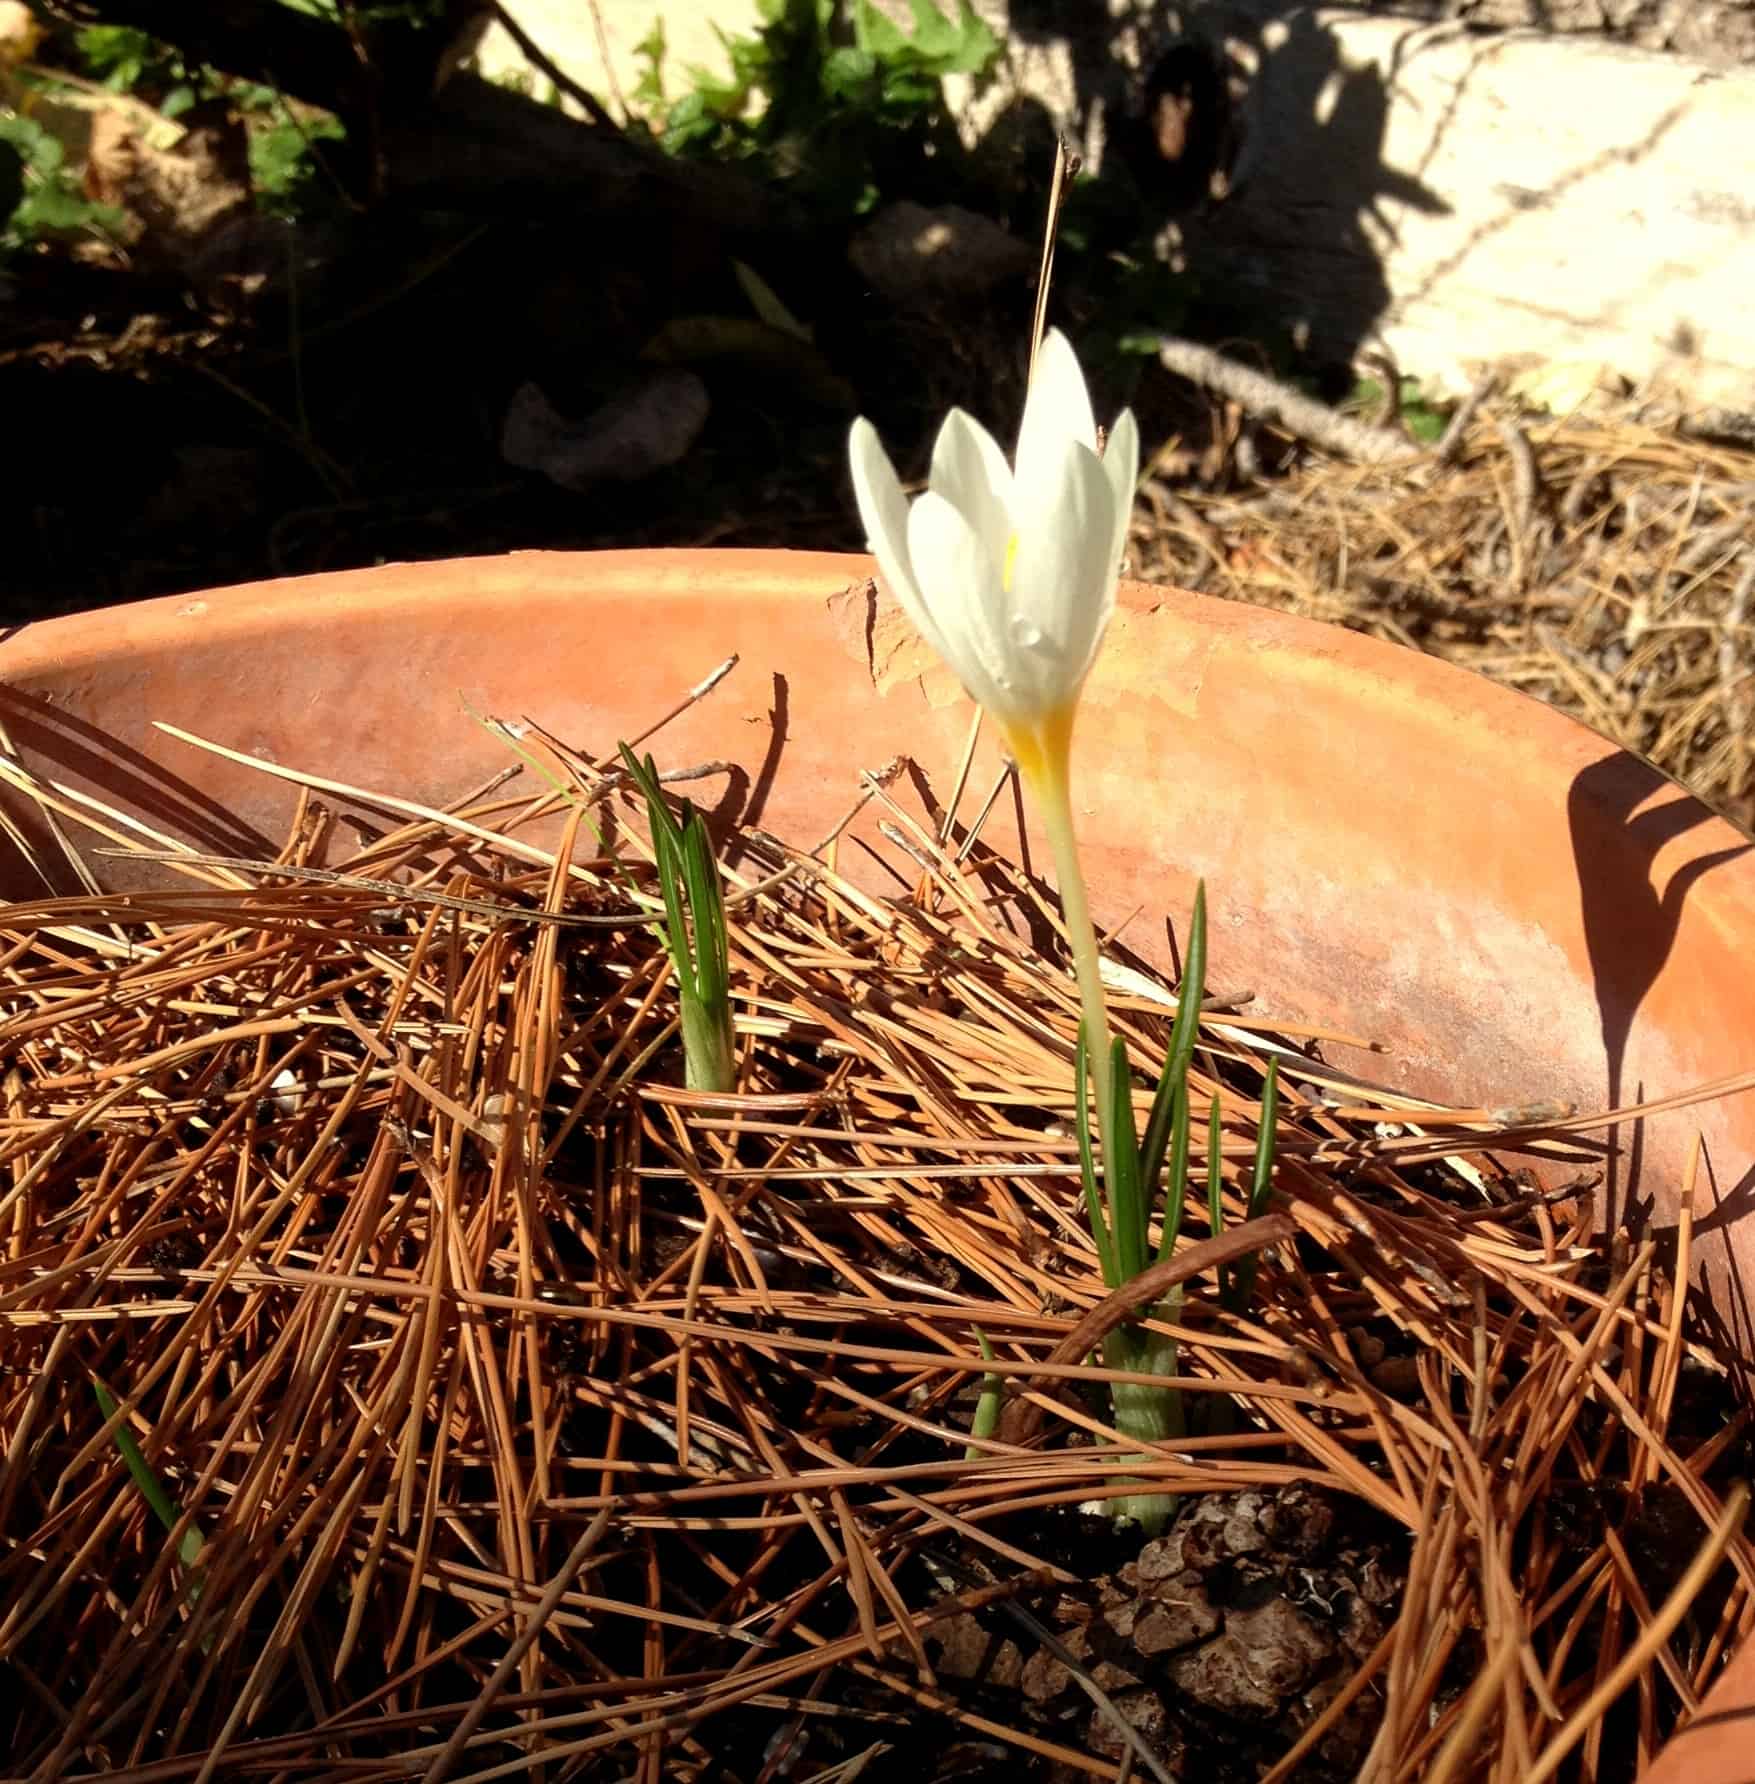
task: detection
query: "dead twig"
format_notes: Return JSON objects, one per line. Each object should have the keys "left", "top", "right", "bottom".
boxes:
{"left": 1153, "top": 336, "right": 1421, "bottom": 465}
{"left": 482, "top": 0, "right": 620, "bottom": 130}
{"left": 1432, "top": 371, "right": 1497, "bottom": 468}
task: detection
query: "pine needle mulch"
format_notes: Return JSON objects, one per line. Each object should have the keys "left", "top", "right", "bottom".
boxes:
{"left": 1, "top": 694, "right": 1752, "bottom": 1783}
{"left": 1131, "top": 400, "right": 1755, "bottom": 836}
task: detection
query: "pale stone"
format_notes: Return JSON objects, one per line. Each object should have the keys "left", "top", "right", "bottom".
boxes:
{"left": 479, "top": 3, "right": 1755, "bottom": 413}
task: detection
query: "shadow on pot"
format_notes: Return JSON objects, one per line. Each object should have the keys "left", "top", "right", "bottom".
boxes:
{"left": 1568, "top": 752, "right": 1755, "bottom": 1357}
{"left": 0, "top": 683, "right": 275, "bottom": 896}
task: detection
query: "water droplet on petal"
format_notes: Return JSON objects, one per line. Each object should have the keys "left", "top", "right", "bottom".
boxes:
{"left": 1010, "top": 615, "right": 1044, "bottom": 649}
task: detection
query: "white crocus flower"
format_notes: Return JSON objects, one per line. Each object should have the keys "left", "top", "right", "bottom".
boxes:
{"left": 847, "top": 328, "right": 1138, "bottom": 790}
{"left": 848, "top": 330, "right": 1138, "bottom": 1114}
{"left": 851, "top": 334, "right": 1189, "bottom": 1534}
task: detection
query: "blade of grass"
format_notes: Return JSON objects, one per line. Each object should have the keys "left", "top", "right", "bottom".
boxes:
{"left": 685, "top": 815, "right": 729, "bottom": 1008}
{"left": 91, "top": 1378, "right": 205, "bottom": 1570}
{"left": 1141, "top": 882, "right": 1208, "bottom": 1192}
{"left": 1166, "top": 884, "right": 1208, "bottom": 1095}
{"left": 1104, "top": 1034, "right": 1147, "bottom": 1283}
{"left": 1156, "top": 1081, "right": 1192, "bottom": 1264}
{"left": 1228, "top": 1057, "right": 1281, "bottom": 1311}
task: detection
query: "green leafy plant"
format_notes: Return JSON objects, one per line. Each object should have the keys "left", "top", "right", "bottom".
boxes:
{"left": 0, "top": 15, "right": 350, "bottom": 248}
{"left": 69, "top": 17, "right": 346, "bottom": 212}
{"left": 655, "top": 0, "right": 997, "bottom": 212}
{"left": 630, "top": 20, "right": 669, "bottom": 114}
{"left": 618, "top": 744, "right": 737, "bottom": 1094}
{"left": 73, "top": 23, "right": 161, "bottom": 92}
{"left": 0, "top": 113, "right": 122, "bottom": 250}
{"left": 848, "top": 0, "right": 999, "bottom": 99}
{"left": 71, "top": 22, "right": 214, "bottom": 118}
{"left": 1073, "top": 884, "right": 1281, "bottom": 1531}
{"left": 247, "top": 101, "right": 345, "bottom": 214}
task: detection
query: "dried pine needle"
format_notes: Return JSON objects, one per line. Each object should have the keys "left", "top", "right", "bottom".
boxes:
{"left": 0, "top": 702, "right": 1749, "bottom": 1782}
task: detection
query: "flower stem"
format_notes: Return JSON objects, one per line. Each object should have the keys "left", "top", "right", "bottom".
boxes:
{"left": 1016, "top": 708, "right": 1181, "bottom": 1535}
{"left": 1017, "top": 713, "right": 1113, "bottom": 1126}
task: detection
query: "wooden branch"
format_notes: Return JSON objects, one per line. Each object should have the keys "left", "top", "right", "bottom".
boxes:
{"left": 1154, "top": 336, "right": 1420, "bottom": 466}
{"left": 58, "top": 0, "right": 368, "bottom": 113}
{"left": 482, "top": 0, "right": 618, "bottom": 131}
{"left": 383, "top": 73, "right": 808, "bottom": 237}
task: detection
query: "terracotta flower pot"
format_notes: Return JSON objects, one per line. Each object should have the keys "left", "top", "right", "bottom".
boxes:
{"left": 3, "top": 547, "right": 1752, "bottom": 1776}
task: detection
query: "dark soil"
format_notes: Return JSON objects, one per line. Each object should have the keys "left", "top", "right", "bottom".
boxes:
{"left": 923, "top": 1484, "right": 1401, "bottom": 1783}
{"left": 676, "top": 1444, "right": 1748, "bottom": 1781}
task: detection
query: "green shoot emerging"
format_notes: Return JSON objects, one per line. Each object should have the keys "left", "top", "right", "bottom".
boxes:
{"left": 618, "top": 744, "right": 736, "bottom": 1094}
{"left": 1223, "top": 1057, "right": 1280, "bottom": 1313}
{"left": 964, "top": 1327, "right": 1004, "bottom": 1461}
{"left": 92, "top": 1376, "right": 207, "bottom": 1619}
{"left": 1074, "top": 884, "right": 1280, "bottom": 1532}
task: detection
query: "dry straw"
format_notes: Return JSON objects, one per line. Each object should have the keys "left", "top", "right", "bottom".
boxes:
{"left": 0, "top": 681, "right": 1750, "bottom": 1782}
{"left": 1133, "top": 402, "right": 1755, "bottom": 834}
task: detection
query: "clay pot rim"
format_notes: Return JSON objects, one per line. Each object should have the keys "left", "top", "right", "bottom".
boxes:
{"left": 11, "top": 544, "right": 1733, "bottom": 829}
{"left": 0, "top": 543, "right": 1596, "bottom": 732}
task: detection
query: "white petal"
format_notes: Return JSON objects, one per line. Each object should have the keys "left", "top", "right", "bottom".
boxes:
{"left": 1007, "top": 440, "right": 1117, "bottom": 705}
{"left": 927, "top": 409, "right": 1012, "bottom": 572}
{"left": 1014, "top": 328, "right": 1097, "bottom": 508}
{"left": 1102, "top": 407, "right": 1140, "bottom": 583}
{"left": 905, "top": 491, "right": 1015, "bottom": 716}
{"left": 849, "top": 418, "right": 931, "bottom": 624}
